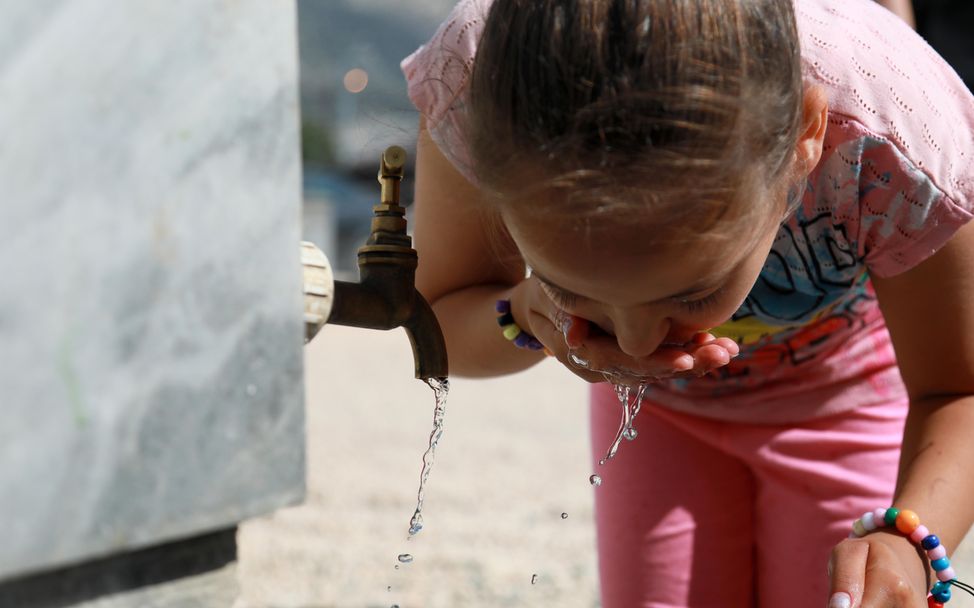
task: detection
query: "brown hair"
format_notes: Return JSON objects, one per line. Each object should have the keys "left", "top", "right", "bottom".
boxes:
{"left": 464, "top": 0, "right": 804, "bottom": 238}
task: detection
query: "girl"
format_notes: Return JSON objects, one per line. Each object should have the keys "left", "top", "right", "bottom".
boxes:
{"left": 401, "top": 0, "right": 974, "bottom": 606}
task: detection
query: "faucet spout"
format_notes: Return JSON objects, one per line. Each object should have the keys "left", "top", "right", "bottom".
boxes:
{"left": 403, "top": 293, "right": 449, "bottom": 380}
{"left": 304, "top": 145, "right": 449, "bottom": 381}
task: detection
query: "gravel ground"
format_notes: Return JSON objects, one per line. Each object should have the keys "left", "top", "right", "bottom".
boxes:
{"left": 236, "top": 324, "right": 974, "bottom": 608}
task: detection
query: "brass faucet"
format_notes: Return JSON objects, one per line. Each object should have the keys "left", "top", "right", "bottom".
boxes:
{"left": 303, "top": 145, "right": 448, "bottom": 381}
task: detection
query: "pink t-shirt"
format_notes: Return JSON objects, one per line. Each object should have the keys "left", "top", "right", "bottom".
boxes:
{"left": 402, "top": 0, "right": 974, "bottom": 423}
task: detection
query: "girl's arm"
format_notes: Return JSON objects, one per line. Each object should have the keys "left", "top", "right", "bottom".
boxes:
{"left": 829, "top": 220, "right": 974, "bottom": 606}
{"left": 412, "top": 117, "right": 545, "bottom": 377}
{"left": 875, "top": 0, "right": 916, "bottom": 28}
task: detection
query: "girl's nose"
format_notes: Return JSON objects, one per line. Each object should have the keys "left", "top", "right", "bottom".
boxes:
{"left": 612, "top": 313, "right": 671, "bottom": 358}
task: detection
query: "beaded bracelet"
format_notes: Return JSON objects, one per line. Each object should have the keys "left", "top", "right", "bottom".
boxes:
{"left": 495, "top": 299, "right": 549, "bottom": 353}
{"left": 850, "top": 507, "right": 974, "bottom": 606}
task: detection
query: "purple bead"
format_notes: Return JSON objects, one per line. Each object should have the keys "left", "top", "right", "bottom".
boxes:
{"left": 928, "top": 545, "right": 947, "bottom": 561}
{"left": 527, "top": 338, "right": 544, "bottom": 351}
{"left": 513, "top": 331, "right": 532, "bottom": 348}
{"left": 922, "top": 535, "right": 941, "bottom": 551}
{"left": 495, "top": 299, "right": 511, "bottom": 314}
{"left": 937, "top": 566, "right": 956, "bottom": 582}
{"left": 497, "top": 312, "right": 515, "bottom": 326}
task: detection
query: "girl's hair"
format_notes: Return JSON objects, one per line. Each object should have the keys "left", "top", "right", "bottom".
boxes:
{"left": 465, "top": 0, "right": 804, "bottom": 237}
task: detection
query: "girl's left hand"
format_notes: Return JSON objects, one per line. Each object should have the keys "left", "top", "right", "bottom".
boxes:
{"left": 828, "top": 532, "right": 929, "bottom": 607}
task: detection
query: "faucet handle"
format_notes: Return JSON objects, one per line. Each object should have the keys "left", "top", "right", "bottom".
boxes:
{"left": 378, "top": 145, "right": 406, "bottom": 205}
{"left": 301, "top": 241, "right": 334, "bottom": 343}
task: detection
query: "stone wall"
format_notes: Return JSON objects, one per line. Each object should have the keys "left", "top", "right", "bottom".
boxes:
{"left": 0, "top": 0, "right": 305, "bottom": 582}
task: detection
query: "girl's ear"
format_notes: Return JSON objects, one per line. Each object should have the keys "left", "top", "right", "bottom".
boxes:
{"left": 795, "top": 84, "right": 829, "bottom": 177}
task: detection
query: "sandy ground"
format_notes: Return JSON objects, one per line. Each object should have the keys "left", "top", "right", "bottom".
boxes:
{"left": 236, "top": 325, "right": 974, "bottom": 608}
{"left": 237, "top": 325, "right": 598, "bottom": 608}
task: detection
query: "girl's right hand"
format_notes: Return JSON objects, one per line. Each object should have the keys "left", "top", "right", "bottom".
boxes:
{"left": 510, "top": 276, "right": 740, "bottom": 385}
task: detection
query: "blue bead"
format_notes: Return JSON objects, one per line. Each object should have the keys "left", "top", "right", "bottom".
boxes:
{"left": 931, "top": 557, "right": 951, "bottom": 571}
{"left": 922, "top": 535, "right": 941, "bottom": 551}
{"left": 932, "top": 588, "right": 952, "bottom": 603}
{"left": 496, "top": 312, "right": 515, "bottom": 326}
{"left": 513, "top": 332, "right": 531, "bottom": 348}
{"left": 932, "top": 581, "right": 951, "bottom": 595}
{"left": 495, "top": 299, "right": 511, "bottom": 314}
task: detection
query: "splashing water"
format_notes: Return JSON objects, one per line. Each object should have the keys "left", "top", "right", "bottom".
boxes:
{"left": 558, "top": 312, "right": 652, "bottom": 486}
{"left": 602, "top": 383, "right": 647, "bottom": 463}
{"left": 408, "top": 377, "right": 450, "bottom": 536}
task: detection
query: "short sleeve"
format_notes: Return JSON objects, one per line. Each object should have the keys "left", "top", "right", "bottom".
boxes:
{"left": 400, "top": 0, "right": 490, "bottom": 185}
{"left": 797, "top": 0, "right": 974, "bottom": 278}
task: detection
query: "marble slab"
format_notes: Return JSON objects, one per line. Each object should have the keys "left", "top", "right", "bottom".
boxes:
{"left": 0, "top": 0, "right": 305, "bottom": 580}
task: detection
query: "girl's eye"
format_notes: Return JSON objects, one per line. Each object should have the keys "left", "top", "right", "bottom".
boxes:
{"left": 679, "top": 289, "right": 723, "bottom": 314}
{"left": 539, "top": 281, "right": 578, "bottom": 309}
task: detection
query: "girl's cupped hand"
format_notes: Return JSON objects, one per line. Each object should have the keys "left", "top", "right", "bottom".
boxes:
{"left": 512, "top": 277, "right": 740, "bottom": 384}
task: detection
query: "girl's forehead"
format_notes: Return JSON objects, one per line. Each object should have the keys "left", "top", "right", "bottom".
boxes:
{"left": 501, "top": 203, "right": 778, "bottom": 304}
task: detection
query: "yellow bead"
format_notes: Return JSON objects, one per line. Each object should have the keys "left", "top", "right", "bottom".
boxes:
{"left": 502, "top": 324, "right": 521, "bottom": 340}
{"left": 896, "top": 509, "right": 920, "bottom": 535}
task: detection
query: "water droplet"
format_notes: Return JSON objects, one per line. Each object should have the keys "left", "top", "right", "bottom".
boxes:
{"left": 394, "top": 565, "right": 399, "bottom": 570}
{"left": 589, "top": 474, "right": 602, "bottom": 486}
{"left": 387, "top": 586, "right": 392, "bottom": 592}
{"left": 569, "top": 353, "right": 590, "bottom": 368}
{"left": 624, "top": 428, "right": 638, "bottom": 440}
{"left": 598, "top": 459, "right": 606, "bottom": 466}
{"left": 561, "top": 512, "right": 568, "bottom": 519}
{"left": 391, "top": 605, "right": 400, "bottom": 608}
{"left": 408, "top": 512, "right": 424, "bottom": 536}
{"left": 245, "top": 384, "right": 257, "bottom": 396}
{"left": 531, "top": 574, "right": 539, "bottom": 585}
{"left": 397, "top": 553, "right": 414, "bottom": 564}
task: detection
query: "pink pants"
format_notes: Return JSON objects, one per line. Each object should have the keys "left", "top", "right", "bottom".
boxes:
{"left": 590, "top": 383, "right": 908, "bottom": 608}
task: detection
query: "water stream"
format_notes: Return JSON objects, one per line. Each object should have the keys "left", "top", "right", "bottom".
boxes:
{"left": 406, "top": 377, "right": 450, "bottom": 537}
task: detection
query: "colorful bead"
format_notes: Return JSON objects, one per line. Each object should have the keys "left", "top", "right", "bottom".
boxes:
{"left": 931, "top": 580, "right": 951, "bottom": 603}
{"left": 928, "top": 545, "right": 947, "bottom": 561}
{"left": 495, "top": 299, "right": 511, "bottom": 314}
{"left": 928, "top": 596, "right": 945, "bottom": 608}
{"left": 502, "top": 324, "right": 521, "bottom": 340}
{"left": 873, "top": 508, "right": 888, "bottom": 526}
{"left": 513, "top": 331, "right": 532, "bottom": 348}
{"left": 896, "top": 509, "right": 921, "bottom": 535}
{"left": 884, "top": 507, "right": 900, "bottom": 527}
{"left": 862, "top": 512, "right": 878, "bottom": 531}
{"left": 852, "top": 519, "right": 868, "bottom": 537}
{"left": 497, "top": 312, "right": 515, "bottom": 326}
{"left": 937, "top": 567, "right": 956, "bottom": 583}
{"left": 932, "top": 557, "right": 951, "bottom": 572}
{"left": 923, "top": 535, "right": 942, "bottom": 551}
{"left": 910, "top": 525, "right": 931, "bottom": 544}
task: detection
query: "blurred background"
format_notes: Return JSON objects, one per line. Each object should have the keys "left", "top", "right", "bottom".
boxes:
{"left": 296, "top": 0, "right": 452, "bottom": 276}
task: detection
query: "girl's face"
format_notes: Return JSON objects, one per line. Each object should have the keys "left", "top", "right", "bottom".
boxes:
{"left": 502, "top": 201, "right": 782, "bottom": 358}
